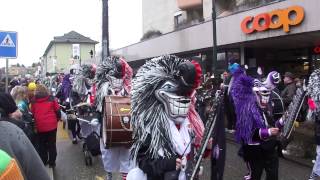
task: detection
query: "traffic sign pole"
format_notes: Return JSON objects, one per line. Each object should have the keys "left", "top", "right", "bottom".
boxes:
{"left": 5, "top": 58, "right": 8, "bottom": 93}
{"left": 0, "top": 31, "right": 18, "bottom": 93}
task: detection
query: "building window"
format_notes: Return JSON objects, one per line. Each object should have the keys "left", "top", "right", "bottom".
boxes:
{"left": 174, "top": 11, "right": 183, "bottom": 28}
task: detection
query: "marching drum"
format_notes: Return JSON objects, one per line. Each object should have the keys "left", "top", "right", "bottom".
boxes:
{"left": 102, "top": 96, "right": 132, "bottom": 148}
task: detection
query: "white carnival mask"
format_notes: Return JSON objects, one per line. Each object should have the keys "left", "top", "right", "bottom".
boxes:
{"left": 155, "top": 81, "right": 191, "bottom": 123}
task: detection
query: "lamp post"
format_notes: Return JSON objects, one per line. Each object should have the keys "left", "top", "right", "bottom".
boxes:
{"left": 102, "top": 0, "right": 110, "bottom": 62}
{"left": 211, "top": 2, "right": 226, "bottom": 180}
{"left": 211, "top": 0, "right": 218, "bottom": 76}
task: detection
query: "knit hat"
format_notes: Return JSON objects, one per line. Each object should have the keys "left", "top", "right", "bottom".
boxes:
{"left": 0, "top": 93, "right": 18, "bottom": 118}
{"left": 0, "top": 149, "right": 24, "bottom": 180}
{"left": 284, "top": 72, "right": 295, "bottom": 79}
{"left": 27, "top": 82, "right": 37, "bottom": 91}
{"left": 228, "top": 63, "right": 240, "bottom": 75}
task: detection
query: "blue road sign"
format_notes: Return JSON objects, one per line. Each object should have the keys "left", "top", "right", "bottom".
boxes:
{"left": 0, "top": 31, "right": 18, "bottom": 59}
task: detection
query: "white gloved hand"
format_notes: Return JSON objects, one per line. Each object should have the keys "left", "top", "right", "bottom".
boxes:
{"left": 90, "top": 118, "right": 100, "bottom": 126}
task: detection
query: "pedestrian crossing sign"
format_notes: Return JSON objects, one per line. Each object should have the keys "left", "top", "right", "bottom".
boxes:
{"left": 0, "top": 31, "right": 17, "bottom": 58}
{"left": 0, "top": 34, "right": 15, "bottom": 47}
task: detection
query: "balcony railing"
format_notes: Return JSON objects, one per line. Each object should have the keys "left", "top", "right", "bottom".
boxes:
{"left": 216, "top": 0, "right": 286, "bottom": 17}
{"left": 174, "top": 18, "right": 205, "bottom": 30}
{"left": 177, "top": 0, "right": 202, "bottom": 10}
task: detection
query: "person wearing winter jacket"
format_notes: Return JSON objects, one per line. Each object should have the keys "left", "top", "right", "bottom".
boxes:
{"left": 0, "top": 121, "right": 51, "bottom": 180}
{"left": 0, "top": 93, "right": 35, "bottom": 142}
{"left": 31, "top": 84, "right": 60, "bottom": 168}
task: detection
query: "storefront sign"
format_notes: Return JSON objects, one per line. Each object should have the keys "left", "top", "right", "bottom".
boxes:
{"left": 241, "top": 6, "right": 304, "bottom": 34}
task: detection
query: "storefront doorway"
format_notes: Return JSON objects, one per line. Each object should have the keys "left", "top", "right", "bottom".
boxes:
{"left": 246, "top": 48, "right": 311, "bottom": 80}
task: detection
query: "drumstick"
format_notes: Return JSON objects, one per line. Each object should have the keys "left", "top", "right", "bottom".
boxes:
{"left": 77, "top": 117, "right": 91, "bottom": 123}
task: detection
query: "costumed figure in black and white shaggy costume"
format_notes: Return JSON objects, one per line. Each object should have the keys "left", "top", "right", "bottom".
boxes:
{"left": 71, "top": 64, "right": 96, "bottom": 105}
{"left": 95, "top": 56, "right": 133, "bottom": 180}
{"left": 69, "top": 64, "right": 96, "bottom": 144}
{"left": 307, "top": 69, "right": 320, "bottom": 180}
{"left": 127, "top": 55, "right": 212, "bottom": 180}
{"left": 230, "top": 65, "right": 284, "bottom": 180}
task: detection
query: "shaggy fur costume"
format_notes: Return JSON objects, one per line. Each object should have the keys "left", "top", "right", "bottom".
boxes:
{"left": 130, "top": 55, "right": 204, "bottom": 161}
{"left": 230, "top": 68, "right": 265, "bottom": 144}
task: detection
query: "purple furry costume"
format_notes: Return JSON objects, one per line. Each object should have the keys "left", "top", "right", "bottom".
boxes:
{"left": 230, "top": 67, "right": 283, "bottom": 180}
{"left": 61, "top": 74, "right": 72, "bottom": 101}
{"left": 230, "top": 68, "right": 265, "bottom": 144}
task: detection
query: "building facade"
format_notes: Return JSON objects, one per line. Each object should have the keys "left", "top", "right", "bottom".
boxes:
{"left": 42, "top": 31, "right": 98, "bottom": 74}
{"left": 113, "top": 0, "right": 320, "bottom": 78}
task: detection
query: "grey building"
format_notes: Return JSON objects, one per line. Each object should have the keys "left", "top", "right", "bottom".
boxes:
{"left": 113, "top": 0, "right": 320, "bottom": 78}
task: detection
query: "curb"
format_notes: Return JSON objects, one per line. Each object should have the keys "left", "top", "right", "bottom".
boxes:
{"left": 46, "top": 167, "right": 54, "bottom": 180}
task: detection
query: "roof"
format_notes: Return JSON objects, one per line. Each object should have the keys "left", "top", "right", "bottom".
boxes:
{"left": 43, "top": 31, "right": 99, "bottom": 56}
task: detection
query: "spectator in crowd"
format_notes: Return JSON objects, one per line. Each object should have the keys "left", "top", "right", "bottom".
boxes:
{"left": 222, "top": 70, "right": 236, "bottom": 133}
{"left": 11, "top": 85, "right": 37, "bottom": 146}
{"left": 204, "top": 71, "right": 211, "bottom": 82}
{"left": 281, "top": 72, "right": 297, "bottom": 108}
{"left": 0, "top": 121, "right": 51, "bottom": 180}
{"left": 280, "top": 72, "right": 297, "bottom": 156}
{"left": 9, "top": 78, "right": 19, "bottom": 92}
{"left": 10, "top": 86, "right": 29, "bottom": 112}
{"left": 0, "top": 93, "right": 23, "bottom": 125}
{"left": 294, "top": 77, "right": 303, "bottom": 88}
{"left": 27, "top": 82, "right": 37, "bottom": 101}
{"left": 0, "top": 93, "right": 35, "bottom": 143}
{"left": 31, "top": 84, "right": 60, "bottom": 168}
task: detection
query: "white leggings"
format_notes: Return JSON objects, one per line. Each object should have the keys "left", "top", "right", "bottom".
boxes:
{"left": 312, "top": 145, "right": 320, "bottom": 176}
{"left": 100, "top": 141, "right": 133, "bottom": 173}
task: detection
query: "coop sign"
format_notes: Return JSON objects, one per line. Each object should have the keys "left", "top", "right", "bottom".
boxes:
{"left": 241, "top": 5, "right": 304, "bottom": 34}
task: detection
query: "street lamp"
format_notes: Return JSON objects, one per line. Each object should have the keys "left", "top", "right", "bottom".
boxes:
{"left": 102, "top": 0, "right": 110, "bottom": 62}
{"left": 212, "top": 0, "right": 218, "bottom": 76}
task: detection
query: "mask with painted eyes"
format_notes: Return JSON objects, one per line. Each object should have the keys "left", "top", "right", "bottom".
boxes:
{"left": 155, "top": 81, "right": 191, "bottom": 123}
{"left": 107, "top": 76, "right": 123, "bottom": 91}
{"left": 253, "top": 79, "right": 271, "bottom": 109}
{"left": 263, "top": 71, "right": 281, "bottom": 89}
{"left": 108, "top": 59, "right": 123, "bottom": 78}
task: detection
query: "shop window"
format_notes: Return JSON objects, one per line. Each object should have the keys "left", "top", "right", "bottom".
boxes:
{"left": 186, "top": 8, "right": 204, "bottom": 24}
{"left": 217, "top": 52, "right": 227, "bottom": 72}
{"left": 227, "top": 49, "right": 240, "bottom": 64}
{"left": 217, "top": 52, "right": 226, "bottom": 61}
{"left": 313, "top": 54, "right": 320, "bottom": 70}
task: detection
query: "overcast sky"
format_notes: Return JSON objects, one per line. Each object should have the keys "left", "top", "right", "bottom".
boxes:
{"left": 0, "top": 0, "right": 142, "bottom": 67}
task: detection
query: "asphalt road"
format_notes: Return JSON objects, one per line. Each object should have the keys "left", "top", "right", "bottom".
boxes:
{"left": 54, "top": 123, "right": 312, "bottom": 180}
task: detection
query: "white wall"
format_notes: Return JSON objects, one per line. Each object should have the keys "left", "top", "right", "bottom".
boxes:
{"left": 113, "top": 21, "right": 213, "bottom": 62}
{"left": 203, "top": 0, "right": 212, "bottom": 21}
{"left": 142, "top": 0, "right": 180, "bottom": 34}
{"left": 114, "top": 0, "right": 320, "bottom": 61}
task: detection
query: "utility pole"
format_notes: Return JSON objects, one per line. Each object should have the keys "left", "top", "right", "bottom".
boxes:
{"left": 102, "top": 0, "right": 110, "bottom": 62}
{"left": 211, "top": 0, "right": 218, "bottom": 76}
{"left": 211, "top": 1, "right": 226, "bottom": 180}
{"left": 5, "top": 58, "right": 8, "bottom": 93}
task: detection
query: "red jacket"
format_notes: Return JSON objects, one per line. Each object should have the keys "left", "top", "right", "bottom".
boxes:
{"left": 31, "top": 96, "right": 59, "bottom": 133}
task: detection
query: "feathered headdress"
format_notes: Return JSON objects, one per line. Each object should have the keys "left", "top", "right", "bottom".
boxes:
{"left": 130, "top": 55, "right": 204, "bottom": 160}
